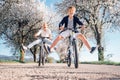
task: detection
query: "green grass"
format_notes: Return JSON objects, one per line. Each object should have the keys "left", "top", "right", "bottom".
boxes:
{"left": 81, "top": 61, "right": 120, "bottom": 66}
{"left": 0, "top": 60, "right": 19, "bottom": 63}
{"left": 0, "top": 59, "right": 37, "bottom": 63}
{"left": 1, "top": 59, "right": 120, "bottom": 66}
{"left": 0, "top": 60, "right": 28, "bottom": 63}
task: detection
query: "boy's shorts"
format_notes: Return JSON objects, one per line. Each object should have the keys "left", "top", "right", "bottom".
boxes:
{"left": 59, "top": 30, "right": 81, "bottom": 39}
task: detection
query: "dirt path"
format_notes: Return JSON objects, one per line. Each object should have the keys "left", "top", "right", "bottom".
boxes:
{"left": 0, "top": 63, "right": 120, "bottom": 80}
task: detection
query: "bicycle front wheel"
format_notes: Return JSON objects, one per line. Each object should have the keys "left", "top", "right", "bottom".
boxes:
{"left": 72, "top": 39, "right": 79, "bottom": 68}
{"left": 67, "top": 50, "right": 71, "bottom": 67}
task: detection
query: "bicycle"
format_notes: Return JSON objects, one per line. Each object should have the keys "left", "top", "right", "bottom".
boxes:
{"left": 63, "top": 28, "right": 81, "bottom": 68}
{"left": 38, "top": 37, "right": 49, "bottom": 66}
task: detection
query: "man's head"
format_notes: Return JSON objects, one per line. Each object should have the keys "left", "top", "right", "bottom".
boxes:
{"left": 42, "top": 22, "right": 48, "bottom": 31}
{"left": 67, "top": 6, "right": 76, "bottom": 17}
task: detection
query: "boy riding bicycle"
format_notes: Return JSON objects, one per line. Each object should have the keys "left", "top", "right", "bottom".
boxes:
{"left": 49, "top": 6, "right": 96, "bottom": 53}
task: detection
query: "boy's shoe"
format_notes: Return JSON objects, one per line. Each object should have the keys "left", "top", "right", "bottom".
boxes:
{"left": 22, "top": 44, "right": 28, "bottom": 51}
{"left": 90, "top": 47, "right": 96, "bottom": 54}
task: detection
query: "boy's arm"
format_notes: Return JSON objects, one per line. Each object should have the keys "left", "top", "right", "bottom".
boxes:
{"left": 59, "top": 17, "right": 66, "bottom": 30}
{"left": 76, "top": 17, "right": 85, "bottom": 30}
{"left": 81, "top": 25, "right": 85, "bottom": 31}
{"left": 76, "top": 17, "right": 84, "bottom": 26}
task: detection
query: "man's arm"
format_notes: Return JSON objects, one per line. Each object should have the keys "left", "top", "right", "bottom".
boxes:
{"left": 34, "top": 30, "right": 41, "bottom": 38}
{"left": 48, "top": 29, "right": 52, "bottom": 40}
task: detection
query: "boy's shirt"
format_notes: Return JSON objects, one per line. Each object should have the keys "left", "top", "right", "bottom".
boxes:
{"left": 59, "top": 15, "right": 84, "bottom": 29}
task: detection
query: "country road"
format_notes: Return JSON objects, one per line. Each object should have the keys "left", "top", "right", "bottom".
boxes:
{"left": 0, "top": 63, "right": 120, "bottom": 80}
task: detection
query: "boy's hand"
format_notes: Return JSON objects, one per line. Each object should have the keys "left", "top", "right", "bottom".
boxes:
{"left": 81, "top": 25, "right": 85, "bottom": 30}
{"left": 59, "top": 26, "right": 64, "bottom": 31}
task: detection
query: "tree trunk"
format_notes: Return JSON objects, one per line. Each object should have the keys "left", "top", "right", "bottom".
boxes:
{"left": 96, "top": 32, "right": 104, "bottom": 61}
{"left": 34, "top": 46, "right": 38, "bottom": 62}
{"left": 19, "top": 48, "right": 25, "bottom": 62}
{"left": 95, "top": 25, "right": 104, "bottom": 61}
{"left": 30, "top": 45, "right": 38, "bottom": 62}
{"left": 33, "top": 53, "right": 36, "bottom": 62}
{"left": 98, "top": 45, "right": 104, "bottom": 61}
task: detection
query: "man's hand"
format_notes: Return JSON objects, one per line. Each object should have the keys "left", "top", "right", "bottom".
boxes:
{"left": 34, "top": 33, "right": 38, "bottom": 39}
{"left": 49, "top": 34, "right": 52, "bottom": 40}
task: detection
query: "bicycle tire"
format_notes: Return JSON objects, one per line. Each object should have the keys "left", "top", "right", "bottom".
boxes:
{"left": 42, "top": 51, "right": 45, "bottom": 65}
{"left": 39, "top": 45, "right": 45, "bottom": 66}
{"left": 67, "top": 50, "right": 71, "bottom": 67}
{"left": 73, "top": 39, "right": 79, "bottom": 68}
{"left": 38, "top": 46, "right": 42, "bottom": 66}
{"left": 41, "top": 45, "right": 45, "bottom": 65}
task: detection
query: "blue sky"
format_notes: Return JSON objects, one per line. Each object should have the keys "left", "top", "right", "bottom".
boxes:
{"left": 0, "top": 0, "right": 120, "bottom": 62}
{"left": 45, "top": 0, "right": 59, "bottom": 6}
{"left": 41, "top": 0, "right": 61, "bottom": 7}
{"left": 79, "top": 31, "right": 120, "bottom": 62}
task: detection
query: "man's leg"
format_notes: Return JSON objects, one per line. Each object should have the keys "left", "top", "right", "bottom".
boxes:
{"left": 44, "top": 38, "right": 53, "bottom": 45}
{"left": 22, "top": 39, "right": 42, "bottom": 50}
{"left": 44, "top": 38, "right": 54, "bottom": 52}
{"left": 27, "top": 39, "right": 42, "bottom": 48}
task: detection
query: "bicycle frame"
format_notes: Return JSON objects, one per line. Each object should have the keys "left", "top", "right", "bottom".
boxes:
{"left": 38, "top": 37, "right": 49, "bottom": 66}
{"left": 65, "top": 28, "right": 79, "bottom": 68}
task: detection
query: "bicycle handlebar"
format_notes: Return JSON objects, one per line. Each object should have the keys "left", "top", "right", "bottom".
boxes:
{"left": 35, "top": 36, "right": 50, "bottom": 40}
{"left": 59, "top": 27, "right": 82, "bottom": 33}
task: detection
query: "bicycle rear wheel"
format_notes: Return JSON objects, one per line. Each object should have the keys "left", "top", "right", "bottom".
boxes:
{"left": 42, "top": 50, "right": 45, "bottom": 65}
{"left": 38, "top": 46, "right": 42, "bottom": 66}
{"left": 38, "top": 45, "right": 45, "bottom": 66}
{"left": 41, "top": 45, "right": 45, "bottom": 65}
{"left": 72, "top": 39, "right": 79, "bottom": 68}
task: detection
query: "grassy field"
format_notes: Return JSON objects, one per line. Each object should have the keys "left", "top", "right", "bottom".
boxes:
{"left": 81, "top": 61, "right": 120, "bottom": 66}
{"left": 0, "top": 59, "right": 120, "bottom": 66}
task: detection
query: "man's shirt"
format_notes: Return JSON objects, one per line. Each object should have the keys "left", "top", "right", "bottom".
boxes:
{"left": 36, "top": 28, "right": 51, "bottom": 38}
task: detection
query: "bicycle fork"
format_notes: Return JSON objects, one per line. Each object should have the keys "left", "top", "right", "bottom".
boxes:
{"left": 67, "top": 36, "right": 74, "bottom": 58}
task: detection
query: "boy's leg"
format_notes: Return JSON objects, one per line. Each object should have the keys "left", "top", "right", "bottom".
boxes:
{"left": 50, "top": 35, "right": 63, "bottom": 49}
{"left": 76, "top": 33, "right": 91, "bottom": 50}
{"left": 76, "top": 33, "right": 96, "bottom": 53}
{"left": 50, "top": 30, "right": 70, "bottom": 49}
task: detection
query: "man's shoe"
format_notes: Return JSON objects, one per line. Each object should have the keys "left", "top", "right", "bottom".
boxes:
{"left": 90, "top": 47, "right": 96, "bottom": 54}
{"left": 22, "top": 44, "right": 28, "bottom": 51}
{"left": 47, "top": 47, "right": 51, "bottom": 53}
{"left": 54, "top": 47, "right": 57, "bottom": 51}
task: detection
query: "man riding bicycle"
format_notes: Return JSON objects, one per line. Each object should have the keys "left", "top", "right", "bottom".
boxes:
{"left": 22, "top": 22, "right": 52, "bottom": 52}
{"left": 49, "top": 6, "right": 96, "bottom": 53}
